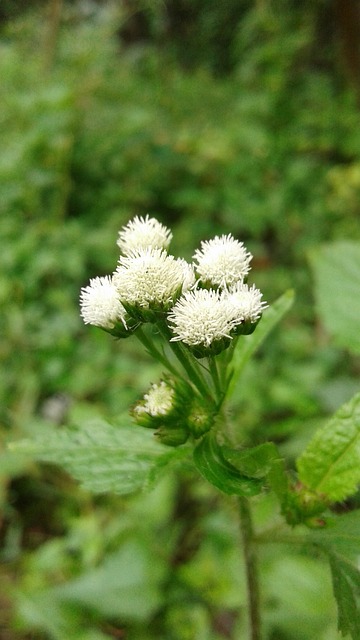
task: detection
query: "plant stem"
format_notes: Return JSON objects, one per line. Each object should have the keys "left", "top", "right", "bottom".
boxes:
{"left": 135, "top": 326, "right": 181, "bottom": 378}
{"left": 208, "top": 356, "right": 222, "bottom": 405}
{"left": 156, "top": 321, "right": 210, "bottom": 398}
{"left": 238, "top": 496, "right": 262, "bottom": 640}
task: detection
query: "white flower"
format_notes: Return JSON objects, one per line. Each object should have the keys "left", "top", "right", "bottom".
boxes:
{"left": 80, "top": 276, "right": 127, "bottom": 329}
{"left": 134, "top": 381, "right": 175, "bottom": 417}
{"left": 226, "top": 282, "right": 268, "bottom": 325}
{"left": 168, "top": 288, "right": 234, "bottom": 347}
{"left": 113, "top": 248, "right": 189, "bottom": 311}
{"left": 177, "top": 258, "right": 196, "bottom": 292}
{"left": 193, "top": 234, "right": 252, "bottom": 288}
{"left": 117, "top": 215, "right": 172, "bottom": 255}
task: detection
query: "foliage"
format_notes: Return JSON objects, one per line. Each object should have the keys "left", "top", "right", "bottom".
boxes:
{"left": 2, "top": 2, "right": 360, "bottom": 640}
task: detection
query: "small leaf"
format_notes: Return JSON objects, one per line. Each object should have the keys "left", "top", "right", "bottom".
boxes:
{"left": 226, "top": 290, "right": 294, "bottom": 400}
{"left": 193, "top": 432, "right": 263, "bottom": 496}
{"left": 9, "top": 419, "right": 184, "bottom": 495}
{"left": 309, "top": 241, "right": 360, "bottom": 354}
{"left": 329, "top": 553, "right": 360, "bottom": 640}
{"left": 222, "top": 442, "right": 279, "bottom": 479}
{"left": 297, "top": 391, "right": 360, "bottom": 502}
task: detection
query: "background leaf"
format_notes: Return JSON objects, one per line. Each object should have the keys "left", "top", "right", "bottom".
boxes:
{"left": 310, "top": 511, "right": 360, "bottom": 559}
{"left": 309, "top": 241, "right": 360, "bottom": 354}
{"left": 226, "top": 290, "right": 294, "bottom": 400}
{"left": 10, "top": 419, "right": 184, "bottom": 495}
{"left": 54, "top": 540, "right": 165, "bottom": 620}
{"left": 297, "top": 391, "right": 360, "bottom": 502}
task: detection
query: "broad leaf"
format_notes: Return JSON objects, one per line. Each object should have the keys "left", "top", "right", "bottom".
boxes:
{"left": 329, "top": 552, "right": 360, "bottom": 640}
{"left": 9, "top": 419, "right": 184, "bottom": 495}
{"left": 309, "top": 241, "right": 360, "bottom": 354}
{"left": 297, "top": 392, "right": 360, "bottom": 502}
{"left": 54, "top": 540, "right": 165, "bottom": 620}
{"left": 193, "top": 432, "right": 263, "bottom": 496}
{"left": 226, "top": 289, "right": 294, "bottom": 400}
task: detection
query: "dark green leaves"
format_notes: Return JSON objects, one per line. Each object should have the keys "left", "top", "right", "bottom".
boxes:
{"left": 297, "top": 391, "right": 360, "bottom": 503}
{"left": 193, "top": 433, "right": 279, "bottom": 496}
{"left": 10, "top": 418, "right": 185, "bottom": 495}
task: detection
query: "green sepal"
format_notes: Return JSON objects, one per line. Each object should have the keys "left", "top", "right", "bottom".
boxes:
{"left": 189, "top": 337, "right": 232, "bottom": 359}
{"left": 186, "top": 397, "right": 216, "bottom": 438}
{"left": 231, "top": 317, "right": 261, "bottom": 337}
{"left": 120, "top": 284, "right": 183, "bottom": 324}
{"left": 193, "top": 432, "right": 263, "bottom": 496}
{"left": 103, "top": 317, "right": 139, "bottom": 339}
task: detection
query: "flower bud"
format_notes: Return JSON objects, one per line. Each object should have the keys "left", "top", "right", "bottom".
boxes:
{"left": 155, "top": 425, "right": 189, "bottom": 446}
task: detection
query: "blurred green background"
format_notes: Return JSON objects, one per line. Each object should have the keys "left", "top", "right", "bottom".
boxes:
{"left": 1, "top": 1, "right": 360, "bottom": 638}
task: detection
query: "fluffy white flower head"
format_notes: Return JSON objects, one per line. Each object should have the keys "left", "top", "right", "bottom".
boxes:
{"left": 227, "top": 282, "right": 268, "bottom": 325}
{"left": 117, "top": 215, "right": 172, "bottom": 255}
{"left": 80, "top": 276, "right": 127, "bottom": 329}
{"left": 193, "top": 234, "right": 252, "bottom": 288}
{"left": 168, "top": 288, "right": 234, "bottom": 347}
{"left": 177, "top": 258, "right": 196, "bottom": 292}
{"left": 113, "top": 248, "right": 188, "bottom": 310}
{"left": 135, "top": 381, "right": 175, "bottom": 417}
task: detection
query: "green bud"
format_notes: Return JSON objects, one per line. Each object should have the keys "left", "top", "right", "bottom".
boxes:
{"left": 187, "top": 400, "right": 215, "bottom": 438}
{"left": 155, "top": 425, "right": 189, "bottom": 446}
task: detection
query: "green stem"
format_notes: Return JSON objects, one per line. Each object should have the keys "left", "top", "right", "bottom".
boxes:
{"left": 156, "top": 322, "right": 210, "bottom": 398}
{"left": 208, "top": 356, "right": 222, "bottom": 406}
{"left": 135, "top": 326, "right": 181, "bottom": 378}
{"left": 238, "top": 496, "right": 262, "bottom": 640}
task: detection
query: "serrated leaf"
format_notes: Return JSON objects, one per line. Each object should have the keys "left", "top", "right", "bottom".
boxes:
{"left": 193, "top": 432, "right": 263, "bottom": 496}
{"left": 222, "top": 442, "right": 279, "bottom": 479}
{"left": 309, "top": 241, "right": 360, "bottom": 354}
{"left": 226, "top": 289, "right": 294, "bottom": 400}
{"left": 329, "top": 553, "right": 360, "bottom": 640}
{"left": 297, "top": 392, "right": 360, "bottom": 502}
{"left": 9, "top": 419, "right": 184, "bottom": 495}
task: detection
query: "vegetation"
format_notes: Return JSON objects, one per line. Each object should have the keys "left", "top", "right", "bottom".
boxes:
{"left": 1, "top": 2, "right": 360, "bottom": 639}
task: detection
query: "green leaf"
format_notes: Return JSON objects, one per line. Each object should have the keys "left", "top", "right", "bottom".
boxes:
{"left": 226, "top": 289, "right": 294, "bottom": 400}
{"left": 54, "top": 540, "right": 165, "bottom": 620}
{"left": 329, "top": 553, "right": 360, "bottom": 640}
{"left": 193, "top": 432, "right": 263, "bottom": 496}
{"left": 9, "top": 419, "right": 184, "bottom": 495}
{"left": 310, "top": 511, "right": 360, "bottom": 559}
{"left": 222, "top": 442, "right": 279, "bottom": 479}
{"left": 297, "top": 391, "right": 360, "bottom": 502}
{"left": 309, "top": 241, "right": 360, "bottom": 354}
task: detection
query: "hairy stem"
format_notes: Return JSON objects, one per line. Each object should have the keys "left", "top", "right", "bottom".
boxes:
{"left": 238, "top": 496, "right": 262, "bottom": 640}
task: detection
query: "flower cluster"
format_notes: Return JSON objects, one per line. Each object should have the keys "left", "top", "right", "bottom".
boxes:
{"left": 80, "top": 215, "right": 266, "bottom": 347}
{"left": 80, "top": 215, "right": 267, "bottom": 444}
